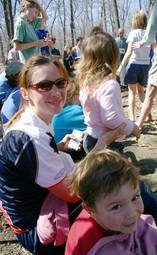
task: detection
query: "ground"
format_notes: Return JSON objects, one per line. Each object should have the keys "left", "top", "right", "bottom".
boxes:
{"left": 0, "top": 88, "right": 157, "bottom": 254}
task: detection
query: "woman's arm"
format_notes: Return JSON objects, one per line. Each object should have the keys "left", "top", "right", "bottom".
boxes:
{"left": 14, "top": 40, "right": 51, "bottom": 51}
{"left": 117, "top": 41, "right": 133, "bottom": 75}
{"left": 48, "top": 177, "right": 80, "bottom": 203}
{"left": 141, "top": 1, "right": 157, "bottom": 45}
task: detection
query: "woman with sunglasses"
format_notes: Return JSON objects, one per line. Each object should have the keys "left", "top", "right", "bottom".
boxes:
{"left": 0, "top": 56, "right": 124, "bottom": 255}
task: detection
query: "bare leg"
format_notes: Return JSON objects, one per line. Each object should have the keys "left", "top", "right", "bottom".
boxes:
{"left": 137, "top": 83, "right": 152, "bottom": 123}
{"left": 128, "top": 84, "right": 137, "bottom": 121}
{"left": 136, "top": 84, "right": 157, "bottom": 128}
{"left": 137, "top": 83, "right": 145, "bottom": 103}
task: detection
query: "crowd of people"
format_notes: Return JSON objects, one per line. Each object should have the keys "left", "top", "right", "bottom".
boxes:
{"left": 0, "top": 0, "right": 157, "bottom": 254}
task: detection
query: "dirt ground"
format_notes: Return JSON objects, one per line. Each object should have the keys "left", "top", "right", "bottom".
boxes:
{"left": 0, "top": 88, "right": 157, "bottom": 254}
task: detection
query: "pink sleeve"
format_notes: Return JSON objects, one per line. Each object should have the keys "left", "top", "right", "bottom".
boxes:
{"left": 37, "top": 192, "right": 69, "bottom": 246}
{"left": 99, "top": 80, "right": 134, "bottom": 136}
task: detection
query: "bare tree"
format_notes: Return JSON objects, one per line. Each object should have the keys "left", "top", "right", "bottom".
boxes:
{"left": 2, "top": 0, "right": 14, "bottom": 40}
{"left": 0, "top": 33, "right": 5, "bottom": 63}
{"left": 139, "top": 0, "right": 142, "bottom": 9}
{"left": 111, "top": 0, "right": 120, "bottom": 32}
{"left": 100, "top": 0, "right": 107, "bottom": 31}
{"left": 70, "top": 0, "right": 75, "bottom": 46}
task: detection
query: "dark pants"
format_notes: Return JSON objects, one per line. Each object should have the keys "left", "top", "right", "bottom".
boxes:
{"left": 17, "top": 228, "right": 65, "bottom": 255}
{"left": 83, "top": 133, "right": 124, "bottom": 154}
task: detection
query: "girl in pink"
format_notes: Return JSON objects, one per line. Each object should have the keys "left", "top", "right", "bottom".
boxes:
{"left": 76, "top": 32, "right": 140, "bottom": 153}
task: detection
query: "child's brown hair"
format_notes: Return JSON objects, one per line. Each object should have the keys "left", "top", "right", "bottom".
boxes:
{"left": 71, "top": 149, "right": 140, "bottom": 208}
{"left": 76, "top": 32, "right": 119, "bottom": 86}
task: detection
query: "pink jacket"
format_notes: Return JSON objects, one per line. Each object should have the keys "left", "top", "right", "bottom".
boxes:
{"left": 79, "top": 79, "right": 134, "bottom": 138}
{"left": 37, "top": 192, "right": 69, "bottom": 246}
{"left": 87, "top": 215, "right": 157, "bottom": 255}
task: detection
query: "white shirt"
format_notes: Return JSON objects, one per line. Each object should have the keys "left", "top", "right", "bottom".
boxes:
{"left": 127, "top": 29, "right": 150, "bottom": 65}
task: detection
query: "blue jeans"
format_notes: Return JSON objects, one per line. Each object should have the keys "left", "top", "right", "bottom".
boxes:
{"left": 83, "top": 133, "right": 124, "bottom": 155}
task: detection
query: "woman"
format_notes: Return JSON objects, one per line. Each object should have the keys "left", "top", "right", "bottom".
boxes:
{"left": 117, "top": 10, "right": 151, "bottom": 122}
{"left": 133, "top": 1, "right": 157, "bottom": 129}
{"left": 0, "top": 56, "right": 124, "bottom": 255}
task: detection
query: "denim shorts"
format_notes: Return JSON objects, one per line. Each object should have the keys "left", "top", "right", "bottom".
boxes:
{"left": 83, "top": 133, "right": 124, "bottom": 155}
{"left": 124, "top": 63, "right": 150, "bottom": 86}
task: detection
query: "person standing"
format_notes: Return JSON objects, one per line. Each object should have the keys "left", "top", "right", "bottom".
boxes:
{"left": 117, "top": 11, "right": 151, "bottom": 122}
{"left": 115, "top": 28, "right": 128, "bottom": 87}
{"left": 133, "top": 1, "right": 157, "bottom": 129}
{"left": 13, "top": 0, "right": 51, "bottom": 63}
{"left": 116, "top": 28, "right": 128, "bottom": 62}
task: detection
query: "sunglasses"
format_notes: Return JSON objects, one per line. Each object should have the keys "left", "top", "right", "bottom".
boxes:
{"left": 30, "top": 78, "right": 68, "bottom": 92}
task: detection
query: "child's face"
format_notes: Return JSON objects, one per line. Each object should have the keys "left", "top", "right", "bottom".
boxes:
{"left": 25, "top": 5, "right": 39, "bottom": 21}
{"left": 90, "top": 181, "right": 144, "bottom": 234}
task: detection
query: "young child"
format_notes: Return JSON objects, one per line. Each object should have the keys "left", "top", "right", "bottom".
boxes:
{"left": 117, "top": 10, "right": 151, "bottom": 122}
{"left": 65, "top": 149, "right": 157, "bottom": 255}
{"left": 76, "top": 32, "right": 140, "bottom": 153}
{"left": 35, "top": 28, "right": 50, "bottom": 56}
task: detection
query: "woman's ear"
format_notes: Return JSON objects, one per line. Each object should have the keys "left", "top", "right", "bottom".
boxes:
{"left": 20, "top": 87, "right": 29, "bottom": 101}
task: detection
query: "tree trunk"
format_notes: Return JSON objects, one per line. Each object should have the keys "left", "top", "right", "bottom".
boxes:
{"left": 70, "top": 0, "right": 75, "bottom": 47}
{"left": 0, "top": 33, "right": 5, "bottom": 63}
{"left": 101, "top": 0, "right": 107, "bottom": 32}
{"left": 139, "top": 0, "right": 142, "bottom": 9}
{"left": 111, "top": 0, "right": 120, "bottom": 33}
{"left": 63, "top": 0, "right": 66, "bottom": 46}
{"left": 2, "top": 0, "right": 14, "bottom": 40}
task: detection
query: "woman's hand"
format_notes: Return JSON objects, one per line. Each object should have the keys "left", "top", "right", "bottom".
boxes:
{"left": 132, "top": 42, "right": 143, "bottom": 49}
{"left": 57, "top": 134, "right": 73, "bottom": 151}
{"left": 57, "top": 132, "right": 83, "bottom": 152}
{"left": 116, "top": 66, "right": 122, "bottom": 76}
{"left": 93, "top": 123, "right": 126, "bottom": 151}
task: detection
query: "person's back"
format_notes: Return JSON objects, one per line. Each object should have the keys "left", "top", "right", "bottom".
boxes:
{"left": 0, "top": 71, "right": 11, "bottom": 104}
{"left": 1, "top": 88, "right": 21, "bottom": 126}
{"left": 117, "top": 10, "right": 151, "bottom": 122}
{"left": 0, "top": 62, "right": 23, "bottom": 107}
{"left": 65, "top": 149, "right": 157, "bottom": 255}
{"left": 127, "top": 29, "right": 150, "bottom": 65}
{"left": 52, "top": 104, "right": 86, "bottom": 142}
{"left": 76, "top": 32, "right": 139, "bottom": 153}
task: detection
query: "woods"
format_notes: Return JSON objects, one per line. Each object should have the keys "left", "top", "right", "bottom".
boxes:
{"left": 0, "top": 0, "right": 156, "bottom": 63}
